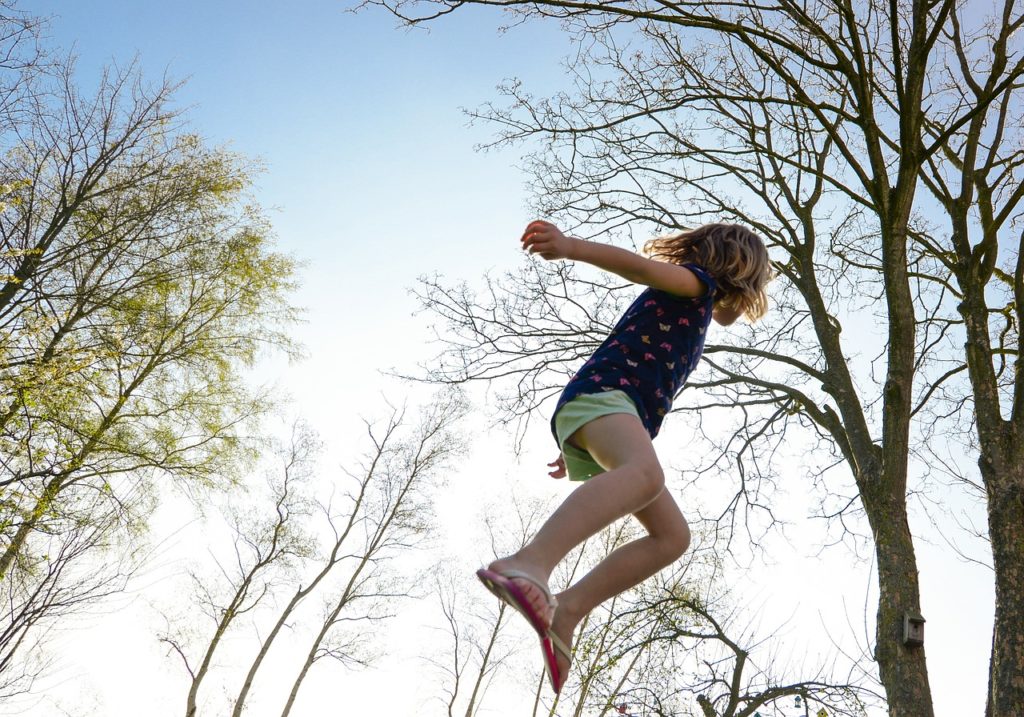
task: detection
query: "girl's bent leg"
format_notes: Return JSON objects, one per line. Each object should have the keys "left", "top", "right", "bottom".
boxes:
{"left": 548, "top": 489, "right": 690, "bottom": 680}
{"left": 487, "top": 412, "right": 668, "bottom": 619}
{"left": 497, "top": 412, "right": 664, "bottom": 572}
{"left": 556, "top": 489, "right": 689, "bottom": 622}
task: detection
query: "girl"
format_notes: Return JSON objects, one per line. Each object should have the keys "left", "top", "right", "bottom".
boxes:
{"left": 477, "top": 219, "right": 772, "bottom": 694}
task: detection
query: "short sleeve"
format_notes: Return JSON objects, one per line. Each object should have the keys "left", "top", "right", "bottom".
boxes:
{"left": 683, "top": 263, "right": 718, "bottom": 298}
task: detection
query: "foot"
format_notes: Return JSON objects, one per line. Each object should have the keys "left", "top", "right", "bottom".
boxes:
{"left": 548, "top": 598, "right": 579, "bottom": 686}
{"left": 486, "top": 556, "right": 556, "bottom": 629}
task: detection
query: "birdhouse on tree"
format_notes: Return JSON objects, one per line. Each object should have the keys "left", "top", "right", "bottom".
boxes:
{"left": 903, "top": 611, "right": 926, "bottom": 647}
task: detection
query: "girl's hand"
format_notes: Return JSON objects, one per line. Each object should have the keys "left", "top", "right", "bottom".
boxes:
{"left": 547, "top": 454, "right": 567, "bottom": 479}
{"left": 521, "top": 220, "right": 575, "bottom": 261}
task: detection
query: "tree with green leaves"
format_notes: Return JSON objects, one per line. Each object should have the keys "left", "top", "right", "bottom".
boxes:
{"left": 0, "top": 10, "right": 298, "bottom": 694}
{"left": 361, "top": 0, "right": 1024, "bottom": 715}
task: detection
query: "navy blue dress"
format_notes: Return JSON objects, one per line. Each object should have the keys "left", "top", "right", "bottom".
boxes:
{"left": 551, "top": 264, "right": 718, "bottom": 441}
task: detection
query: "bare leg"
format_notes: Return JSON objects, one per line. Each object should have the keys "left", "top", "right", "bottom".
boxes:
{"left": 488, "top": 412, "right": 682, "bottom": 626}
{"left": 548, "top": 489, "right": 690, "bottom": 676}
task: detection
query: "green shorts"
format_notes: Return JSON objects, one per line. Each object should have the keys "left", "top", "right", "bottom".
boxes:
{"left": 553, "top": 390, "right": 641, "bottom": 481}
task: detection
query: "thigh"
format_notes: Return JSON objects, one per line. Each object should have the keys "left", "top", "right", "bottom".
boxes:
{"left": 570, "top": 411, "right": 659, "bottom": 472}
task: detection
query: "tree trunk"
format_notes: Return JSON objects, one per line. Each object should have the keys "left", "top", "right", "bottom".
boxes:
{"left": 0, "top": 476, "right": 63, "bottom": 580}
{"left": 863, "top": 480, "right": 934, "bottom": 717}
{"left": 982, "top": 441, "right": 1024, "bottom": 717}
{"left": 955, "top": 234, "right": 1024, "bottom": 717}
{"left": 232, "top": 591, "right": 300, "bottom": 717}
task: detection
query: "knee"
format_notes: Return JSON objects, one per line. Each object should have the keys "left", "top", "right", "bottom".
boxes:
{"left": 675, "top": 517, "right": 692, "bottom": 557}
{"left": 634, "top": 460, "right": 666, "bottom": 504}
{"left": 660, "top": 517, "right": 691, "bottom": 562}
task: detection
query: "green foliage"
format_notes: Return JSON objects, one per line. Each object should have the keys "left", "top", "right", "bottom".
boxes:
{"left": 0, "top": 44, "right": 300, "bottom": 693}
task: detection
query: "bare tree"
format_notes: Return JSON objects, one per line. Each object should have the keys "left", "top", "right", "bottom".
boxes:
{"left": 536, "top": 525, "right": 878, "bottom": 717}
{"left": 425, "top": 497, "right": 563, "bottom": 717}
{"left": 427, "top": 509, "right": 875, "bottom": 717}
{"left": 0, "top": 487, "right": 150, "bottom": 702}
{"left": 163, "top": 393, "right": 467, "bottom": 716}
{"left": 160, "top": 423, "right": 318, "bottom": 717}
{"left": 424, "top": 569, "right": 515, "bottom": 717}
{"left": 0, "top": 2, "right": 43, "bottom": 129}
{"left": 278, "top": 395, "right": 466, "bottom": 716}
{"left": 615, "top": 570, "right": 880, "bottom": 717}
{"left": 359, "top": 0, "right": 1024, "bottom": 714}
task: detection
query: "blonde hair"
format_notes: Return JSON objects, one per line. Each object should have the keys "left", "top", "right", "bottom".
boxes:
{"left": 644, "top": 223, "right": 773, "bottom": 321}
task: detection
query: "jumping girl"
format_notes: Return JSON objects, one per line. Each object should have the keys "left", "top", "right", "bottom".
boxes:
{"left": 476, "top": 220, "right": 773, "bottom": 694}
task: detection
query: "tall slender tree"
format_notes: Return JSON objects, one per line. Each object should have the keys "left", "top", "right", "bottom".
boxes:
{"left": 163, "top": 394, "right": 466, "bottom": 716}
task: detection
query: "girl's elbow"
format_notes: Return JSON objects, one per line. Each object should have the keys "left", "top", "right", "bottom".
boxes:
{"left": 713, "top": 308, "right": 740, "bottom": 326}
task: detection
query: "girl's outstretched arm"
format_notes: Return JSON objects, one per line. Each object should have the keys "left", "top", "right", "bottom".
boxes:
{"left": 521, "top": 220, "right": 707, "bottom": 299}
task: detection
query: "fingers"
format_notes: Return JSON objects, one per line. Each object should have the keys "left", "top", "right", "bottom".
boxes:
{"left": 523, "top": 235, "right": 549, "bottom": 252}
{"left": 547, "top": 455, "right": 566, "bottom": 479}
{"left": 523, "top": 238, "right": 556, "bottom": 260}
{"left": 521, "top": 230, "right": 548, "bottom": 250}
{"left": 525, "top": 219, "right": 554, "bottom": 233}
{"left": 520, "top": 220, "right": 555, "bottom": 247}
{"left": 521, "top": 220, "right": 573, "bottom": 266}
{"left": 522, "top": 223, "right": 561, "bottom": 261}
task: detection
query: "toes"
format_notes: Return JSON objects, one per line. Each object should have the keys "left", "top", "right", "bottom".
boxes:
{"left": 512, "top": 578, "right": 554, "bottom": 624}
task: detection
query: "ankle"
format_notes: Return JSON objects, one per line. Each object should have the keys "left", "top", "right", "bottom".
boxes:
{"left": 511, "top": 548, "right": 553, "bottom": 579}
{"left": 553, "top": 591, "right": 586, "bottom": 626}
{"left": 490, "top": 550, "right": 552, "bottom": 582}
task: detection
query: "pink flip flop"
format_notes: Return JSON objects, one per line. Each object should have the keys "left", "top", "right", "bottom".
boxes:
{"left": 542, "top": 630, "right": 571, "bottom": 694}
{"left": 475, "top": 568, "right": 557, "bottom": 635}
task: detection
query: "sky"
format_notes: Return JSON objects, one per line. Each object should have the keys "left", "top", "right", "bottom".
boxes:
{"left": 13, "top": 2, "right": 994, "bottom": 716}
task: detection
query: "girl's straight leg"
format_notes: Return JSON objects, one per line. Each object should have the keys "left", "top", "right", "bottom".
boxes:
{"left": 493, "top": 412, "right": 666, "bottom": 578}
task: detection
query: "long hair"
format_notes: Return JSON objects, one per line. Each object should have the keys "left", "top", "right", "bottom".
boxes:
{"left": 644, "top": 223, "right": 773, "bottom": 321}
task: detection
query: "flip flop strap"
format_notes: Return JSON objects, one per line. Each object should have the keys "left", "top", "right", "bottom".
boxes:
{"left": 548, "top": 631, "right": 571, "bottom": 660}
{"left": 499, "top": 569, "right": 557, "bottom": 608}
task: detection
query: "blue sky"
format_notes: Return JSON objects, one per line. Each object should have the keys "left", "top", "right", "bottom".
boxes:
{"left": 16, "top": 3, "right": 994, "bottom": 716}
{"left": 24, "top": 0, "right": 583, "bottom": 436}
{"left": 18, "top": 3, "right": 596, "bottom": 714}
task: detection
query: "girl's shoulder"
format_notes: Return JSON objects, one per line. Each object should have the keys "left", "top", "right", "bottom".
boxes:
{"left": 678, "top": 263, "right": 718, "bottom": 297}
{"left": 638, "top": 264, "right": 717, "bottom": 305}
